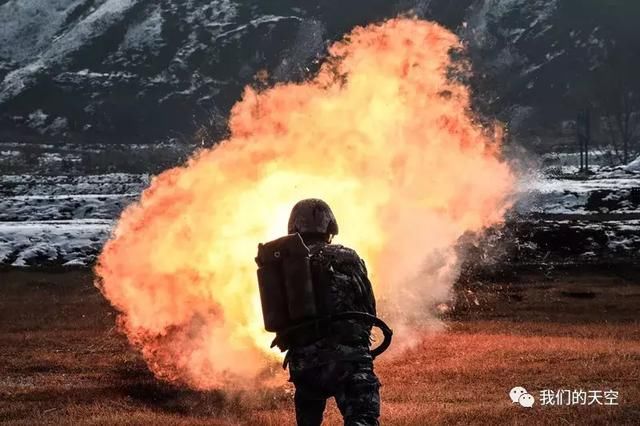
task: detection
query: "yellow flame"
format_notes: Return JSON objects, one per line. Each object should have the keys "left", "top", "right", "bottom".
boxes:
{"left": 96, "top": 18, "right": 514, "bottom": 389}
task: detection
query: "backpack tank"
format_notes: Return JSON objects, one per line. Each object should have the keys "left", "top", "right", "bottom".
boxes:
{"left": 255, "top": 233, "right": 317, "bottom": 332}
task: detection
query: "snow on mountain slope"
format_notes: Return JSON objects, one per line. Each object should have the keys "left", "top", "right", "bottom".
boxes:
{"left": 1, "top": 1, "right": 636, "bottom": 146}
{"left": 0, "top": 0, "right": 143, "bottom": 102}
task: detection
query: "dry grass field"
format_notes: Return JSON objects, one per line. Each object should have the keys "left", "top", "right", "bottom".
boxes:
{"left": 1, "top": 267, "right": 639, "bottom": 425}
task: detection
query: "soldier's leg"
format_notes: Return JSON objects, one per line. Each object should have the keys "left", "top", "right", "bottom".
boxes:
{"left": 335, "top": 362, "right": 380, "bottom": 426}
{"left": 294, "top": 387, "right": 327, "bottom": 426}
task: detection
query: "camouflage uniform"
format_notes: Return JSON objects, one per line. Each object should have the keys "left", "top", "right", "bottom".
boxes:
{"left": 282, "top": 242, "right": 380, "bottom": 426}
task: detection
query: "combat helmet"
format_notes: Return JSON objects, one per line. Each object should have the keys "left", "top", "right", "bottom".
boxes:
{"left": 288, "top": 198, "right": 339, "bottom": 236}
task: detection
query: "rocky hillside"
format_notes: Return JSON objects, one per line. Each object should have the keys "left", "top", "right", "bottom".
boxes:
{"left": 1, "top": 0, "right": 638, "bottom": 145}
{"left": 0, "top": 0, "right": 411, "bottom": 144}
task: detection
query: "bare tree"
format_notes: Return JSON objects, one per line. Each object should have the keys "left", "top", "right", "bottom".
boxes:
{"left": 593, "top": 36, "right": 640, "bottom": 164}
{"left": 599, "top": 78, "right": 639, "bottom": 164}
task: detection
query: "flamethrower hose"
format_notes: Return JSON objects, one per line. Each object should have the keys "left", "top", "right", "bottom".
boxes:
{"left": 271, "top": 311, "right": 393, "bottom": 359}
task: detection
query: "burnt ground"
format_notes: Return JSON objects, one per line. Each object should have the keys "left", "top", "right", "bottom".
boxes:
{"left": 0, "top": 267, "right": 639, "bottom": 425}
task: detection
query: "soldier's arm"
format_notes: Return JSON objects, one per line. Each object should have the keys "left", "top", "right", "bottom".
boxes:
{"left": 357, "top": 258, "right": 377, "bottom": 316}
{"left": 340, "top": 253, "right": 376, "bottom": 316}
{"left": 332, "top": 246, "right": 377, "bottom": 316}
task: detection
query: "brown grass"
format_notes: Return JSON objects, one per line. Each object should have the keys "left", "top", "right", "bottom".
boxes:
{"left": 0, "top": 268, "right": 639, "bottom": 425}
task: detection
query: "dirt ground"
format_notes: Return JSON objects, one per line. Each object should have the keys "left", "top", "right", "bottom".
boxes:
{"left": 0, "top": 267, "right": 639, "bottom": 425}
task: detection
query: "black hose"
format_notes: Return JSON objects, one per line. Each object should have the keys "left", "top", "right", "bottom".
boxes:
{"left": 271, "top": 311, "right": 393, "bottom": 359}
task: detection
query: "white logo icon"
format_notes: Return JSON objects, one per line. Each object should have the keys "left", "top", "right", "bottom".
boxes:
{"left": 510, "top": 386, "right": 535, "bottom": 407}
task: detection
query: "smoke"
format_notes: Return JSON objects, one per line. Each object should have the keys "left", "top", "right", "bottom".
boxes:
{"left": 96, "top": 18, "right": 514, "bottom": 390}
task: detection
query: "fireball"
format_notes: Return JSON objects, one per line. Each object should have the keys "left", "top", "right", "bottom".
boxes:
{"left": 95, "top": 18, "right": 514, "bottom": 389}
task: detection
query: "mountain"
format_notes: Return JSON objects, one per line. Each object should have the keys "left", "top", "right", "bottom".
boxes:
{"left": 1, "top": 0, "right": 638, "bottom": 145}
{"left": 0, "top": 0, "right": 413, "bottom": 144}
{"left": 465, "top": 0, "right": 640, "bottom": 135}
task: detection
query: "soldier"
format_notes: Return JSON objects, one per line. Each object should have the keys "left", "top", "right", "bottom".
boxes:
{"left": 282, "top": 198, "right": 380, "bottom": 426}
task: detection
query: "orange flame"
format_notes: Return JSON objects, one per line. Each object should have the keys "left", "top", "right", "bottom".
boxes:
{"left": 96, "top": 18, "right": 514, "bottom": 389}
